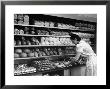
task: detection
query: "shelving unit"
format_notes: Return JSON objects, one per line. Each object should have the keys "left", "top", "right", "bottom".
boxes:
{"left": 14, "top": 14, "right": 96, "bottom": 76}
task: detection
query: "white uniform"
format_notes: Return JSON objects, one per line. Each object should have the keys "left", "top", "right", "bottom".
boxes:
{"left": 76, "top": 40, "right": 97, "bottom": 76}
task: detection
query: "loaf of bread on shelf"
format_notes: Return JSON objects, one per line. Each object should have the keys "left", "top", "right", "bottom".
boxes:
{"left": 24, "top": 49, "right": 31, "bottom": 54}
{"left": 20, "top": 52, "right": 27, "bottom": 58}
{"left": 15, "top": 49, "right": 22, "bottom": 54}
{"left": 14, "top": 53, "right": 20, "bottom": 58}
{"left": 28, "top": 52, "right": 34, "bottom": 57}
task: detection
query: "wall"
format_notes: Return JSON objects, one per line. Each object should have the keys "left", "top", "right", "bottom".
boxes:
{"left": 47, "top": 14, "right": 97, "bottom": 22}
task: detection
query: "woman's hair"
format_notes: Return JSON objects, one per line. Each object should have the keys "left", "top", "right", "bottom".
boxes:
{"left": 69, "top": 32, "right": 81, "bottom": 41}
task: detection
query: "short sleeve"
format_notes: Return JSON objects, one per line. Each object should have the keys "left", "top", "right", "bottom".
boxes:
{"left": 76, "top": 44, "right": 84, "bottom": 53}
{"left": 76, "top": 40, "right": 94, "bottom": 55}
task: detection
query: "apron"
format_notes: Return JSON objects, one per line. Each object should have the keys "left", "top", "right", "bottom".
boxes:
{"left": 85, "top": 53, "right": 97, "bottom": 76}
{"left": 76, "top": 40, "right": 97, "bottom": 76}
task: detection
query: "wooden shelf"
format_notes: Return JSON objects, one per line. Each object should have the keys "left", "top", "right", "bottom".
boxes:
{"left": 14, "top": 24, "right": 72, "bottom": 29}
{"left": 90, "top": 44, "right": 95, "bottom": 45}
{"left": 14, "top": 34, "right": 71, "bottom": 37}
{"left": 14, "top": 24, "right": 58, "bottom": 28}
{"left": 14, "top": 24, "right": 95, "bottom": 32}
{"left": 14, "top": 45, "right": 75, "bottom": 47}
{"left": 14, "top": 24, "right": 67, "bottom": 30}
{"left": 14, "top": 54, "right": 75, "bottom": 60}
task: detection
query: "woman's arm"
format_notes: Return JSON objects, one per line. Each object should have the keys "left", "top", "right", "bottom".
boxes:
{"left": 75, "top": 52, "right": 81, "bottom": 61}
{"left": 70, "top": 52, "right": 81, "bottom": 64}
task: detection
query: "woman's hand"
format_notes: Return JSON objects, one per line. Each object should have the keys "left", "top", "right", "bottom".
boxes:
{"left": 75, "top": 52, "right": 81, "bottom": 61}
{"left": 70, "top": 57, "right": 78, "bottom": 64}
{"left": 74, "top": 57, "right": 79, "bottom": 61}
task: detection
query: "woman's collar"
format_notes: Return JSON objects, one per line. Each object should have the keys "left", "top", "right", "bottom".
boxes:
{"left": 79, "top": 40, "right": 85, "bottom": 44}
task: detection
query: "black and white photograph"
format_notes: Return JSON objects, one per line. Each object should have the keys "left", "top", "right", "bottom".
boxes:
{"left": 14, "top": 14, "right": 97, "bottom": 76}
{"left": 3, "top": 4, "right": 107, "bottom": 85}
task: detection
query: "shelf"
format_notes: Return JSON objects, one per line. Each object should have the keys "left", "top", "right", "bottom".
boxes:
{"left": 90, "top": 44, "right": 95, "bottom": 45}
{"left": 14, "top": 24, "right": 61, "bottom": 29}
{"left": 14, "top": 24, "right": 95, "bottom": 32}
{"left": 14, "top": 64, "right": 86, "bottom": 76}
{"left": 14, "top": 45, "right": 75, "bottom": 47}
{"left": 14, "top": 34, "right": 71, "bottom": 37}
{"left": 90, "top": 44, "right": 95, "bottom": 46}
{"left": 74, "top": 29, "right": 95, "bottom": 32}
{"left": 14, "top": 65, "right": 73, "bottom": 76}
{"left": 14, "top": 54, "right": 75, "bottom": 60}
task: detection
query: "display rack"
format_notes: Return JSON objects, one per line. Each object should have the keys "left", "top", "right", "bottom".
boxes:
{"left": 14, "top": 14, "right": 96, "bottom": 76}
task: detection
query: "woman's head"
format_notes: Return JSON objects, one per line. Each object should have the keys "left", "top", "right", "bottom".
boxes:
{"left": 69, "top": 32, "right": 81, "bottom": 45}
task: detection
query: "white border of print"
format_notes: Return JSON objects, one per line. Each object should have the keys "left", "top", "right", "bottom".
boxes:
{"left": 5, "top": 5, "right": 106, "bottom": 85}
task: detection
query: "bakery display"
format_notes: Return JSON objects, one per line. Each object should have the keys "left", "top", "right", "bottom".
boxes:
{"left": 14, "top": 14, "right": 96, "bottom": 76}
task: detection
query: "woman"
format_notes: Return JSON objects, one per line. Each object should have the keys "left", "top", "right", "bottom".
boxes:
{"left": 69, "top": 33, "right": 97, "bottom": 76}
